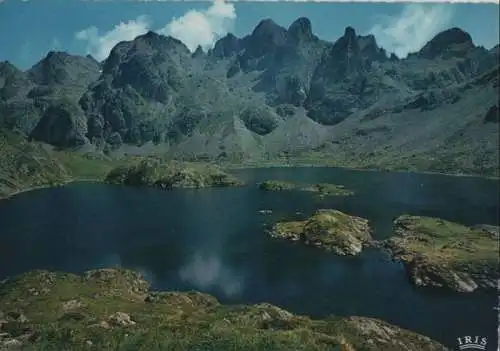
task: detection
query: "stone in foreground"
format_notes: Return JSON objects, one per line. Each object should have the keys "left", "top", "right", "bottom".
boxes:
{"left": 383, "top": 215, "right": 499, "bottom": 292}
{"left": 268, "top": 209, "right": 372, "bottom": 255}
{"left": 0, "top": 268, "right": 448, "bottom": 350}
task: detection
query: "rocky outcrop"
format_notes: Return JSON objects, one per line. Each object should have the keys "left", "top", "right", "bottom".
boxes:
{"left": 258, "top": 180, "right": 296, "bottom": 191}
{"left": 268, "top": 209, "right": 372, "bottom": 255}
{"left": 382, "top": 215, "right": 499, "bottom": 292}
{"left": 483, "top": 104, "right": 499, "bottom": 123}
{"left": 29, "top": 102, "right": 88, "bottom": 147}
{"left": 416, "top": 28, "right": 475, "bottom": 60}
{"left": 28, "top": 51, "right": 101, "bottom": 87}
{"left": 258, "top": 180, "right": 354, "bottom": 196}
{"left": 105, "top": 159, "right": 244, "bottom": 189}
{"left": 211, "top": 33, "right": 242, "bottom": 59}
{"left": 305, "top": 26, "right": 389, "bottom": 125}
{"left": 302, "top": 183, "right": 354, "bottom": 197}
{"left": 0, "top": 268, "right": 449, "bottom": 350}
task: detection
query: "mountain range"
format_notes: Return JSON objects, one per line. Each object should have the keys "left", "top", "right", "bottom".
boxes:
{"left": 0, "top": 17, "right": 498, "bottom": 175}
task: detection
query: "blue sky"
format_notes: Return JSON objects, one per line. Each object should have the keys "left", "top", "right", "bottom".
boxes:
{"left": 0, "top": 0, "right": 498, "bottom": 70}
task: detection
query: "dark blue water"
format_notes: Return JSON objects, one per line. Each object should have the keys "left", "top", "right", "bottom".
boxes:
{"left": 0, "top": 167, "right": 498, "bottom": 350}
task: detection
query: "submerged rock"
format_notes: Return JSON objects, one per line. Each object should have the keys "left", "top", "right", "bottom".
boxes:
{"left": 383, "top": 215, "right": 499, "bottom": 292}
{"left": 268, "top": 209, "right": 372, "bottom": 255}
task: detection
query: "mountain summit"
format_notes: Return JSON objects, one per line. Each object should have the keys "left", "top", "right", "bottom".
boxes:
{"left": 0, "top": 18, "right": 498, "bottom": 175}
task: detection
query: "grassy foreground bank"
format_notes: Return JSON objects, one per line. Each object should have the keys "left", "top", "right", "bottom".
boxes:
{"left": 0, "top": 268, "right": 448, "bottom": 351}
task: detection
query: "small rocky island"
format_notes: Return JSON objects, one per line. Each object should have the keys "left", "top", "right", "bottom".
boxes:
{"left": 258, "top": 180, "right": 354, "bottom": 197}
{"left": 383, "top": 215, "right": 499, "bottom": 292}
{"left": 0, "top": 268, "right": 448, "bottom": 350}
{"left": 268, "top": 209, "right": 372, "bottom": 255}
{"left": 105, "top": 159, "right": 244, "bottom": 189}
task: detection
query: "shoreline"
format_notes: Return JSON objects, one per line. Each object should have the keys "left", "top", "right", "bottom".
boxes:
{"left": 224, "top": 162, "right": 500, "bottom": 180}
{"left": 1, "top": 163, "right": 498, "bottom": 201}
{"left": 0, "top": 178, "right": 104, "bottom": 201}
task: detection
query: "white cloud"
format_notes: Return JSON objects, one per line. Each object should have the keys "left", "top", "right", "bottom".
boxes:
{"left": 75, "top": 15, "right": 151, "bottom": 61}
{"left": 75, "top": 0, "right": 235, "bottom": 60}
{"left": 368, "top": 4, "right": 454, "bottom": 58}
{"left": 158, "top": 0, "right": 236, "bottom": 51}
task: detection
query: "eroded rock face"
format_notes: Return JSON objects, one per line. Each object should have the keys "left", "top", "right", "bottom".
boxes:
{"left": 417, "top": 28, "right": 475, "bottom": 60}
{"left": 268, "top": 209, "right": 372, "bottom": 255}
{"left": 383, "top": 215, "right": 499, "bottom": 292}
{"left": 29, "top": 103, "right": 88, "bottom": 147}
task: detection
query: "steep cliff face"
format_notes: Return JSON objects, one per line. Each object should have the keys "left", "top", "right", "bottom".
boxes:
{"left": 0, "top": 18, "right": 498, "bottom": 173}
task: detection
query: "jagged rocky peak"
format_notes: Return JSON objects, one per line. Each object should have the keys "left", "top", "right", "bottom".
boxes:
{"left": 250, "top": 18, "right": 287, "bottom": 44}
{"left": 0, "top": 61, "right": 21, "bottom": 76}
{"left": 135, "top": 30, "right": 190, "bottom": 53}
{"left": 211, "top": 33, "right": 242, "bottom": 58}
{"left": 0, "top": 61, "right": 30, "bottom": 100}
{"left": 0, "top": 61, "right": 27, "bottom": 86}
{"left": 28, "top": 51, "right": 101, "bottom": 86}
{"left": 192, "top": 45, "right": 205, "bottom": 58}
{"left": 490, "top": 44, "right": 499, "bottom": 56}
{"left": 417, "top": 27, "right": 475, "bottom": 59}
{"left": 330, "top": 26, "right": 360, "bottom": 57}
{"left": 328, "top": 27, "right": 388, "bottom": 62}
{"left": 344, "top": 26, "right": 356, "bottom": 40}
{"left": 287, "top": 17, "right": 314, "bottom": 43}
{"left": 85, "top": 54, "right": 100, "bottom": 65}
{"left": 243, "top": 19, "right": 288, "bottom": 58}
{"left": 103, "top": 30, "right": 190, "bottom": 75}
{"left": 357, "top": 34, "right": 387, "bottom": 62}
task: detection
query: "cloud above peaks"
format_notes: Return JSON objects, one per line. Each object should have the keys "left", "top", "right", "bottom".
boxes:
{"left": 75, "top": 0, "right": 235, "bottom": 61}
{"left": 76, "top": 16, "right": 150, "bottom": 61}
{"left": 369, "top": 4, "right": 454, "bottom": 58}
{"left": 160, "top": 0, "right": 236, "bottom": 51}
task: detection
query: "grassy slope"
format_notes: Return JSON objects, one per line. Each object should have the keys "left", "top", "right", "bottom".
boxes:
{"left": 0, "top": 130, "right": 123, "bottom": 198}
{"left": 0, "top": 130, "right": 241, "bottom": 198}
{"left": 0, "top": 268, "right": 448, "bottom": 351}
{"left": 389, "top": 215, "right": 499, "bottom": 267}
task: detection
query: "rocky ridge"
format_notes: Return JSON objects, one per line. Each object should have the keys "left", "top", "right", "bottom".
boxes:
{"left": 0, "top": 18, "right": 498, "bottom": 175}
